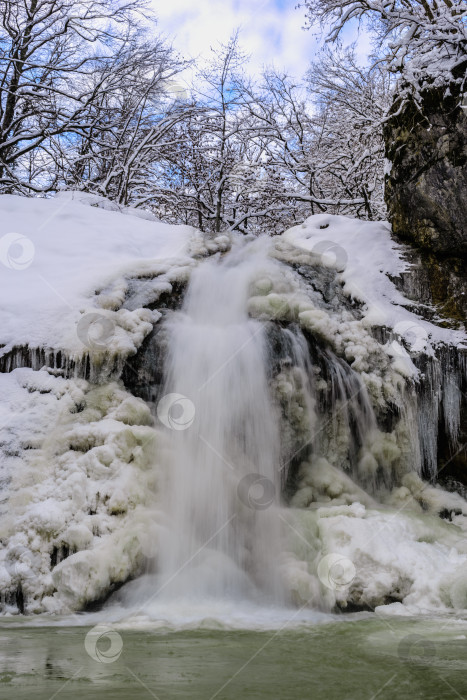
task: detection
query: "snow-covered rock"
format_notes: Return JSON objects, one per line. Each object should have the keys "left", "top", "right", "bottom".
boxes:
{"left": 1, "top": 193, "right": 466, "bottom": 617}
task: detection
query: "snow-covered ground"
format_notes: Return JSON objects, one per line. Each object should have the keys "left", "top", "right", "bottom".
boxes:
{"left": 1, "top": 193, "right": 466, "bottom": 619}
{"left": 0, "top": 192, "right": 228, "bottom": 613}
{"left": 283, "top": 213, "right": 466, "bottom": 352}
{"left": 0, "top": 191, "right": 197, "bottom": 356}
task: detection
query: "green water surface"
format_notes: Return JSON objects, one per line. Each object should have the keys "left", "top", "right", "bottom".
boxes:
{"left": 1, "top": 616, "right": 467, "bottom": 699}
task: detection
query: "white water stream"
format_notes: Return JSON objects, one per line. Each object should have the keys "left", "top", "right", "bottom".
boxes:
{"left": 114, "top": 237, "right": 467, "bottom": 623}
{"left": 123, "top": 241, "right": 288, "bottom": 611}
{"left": 3, "top": 227, "right": 467, "bottom": 622}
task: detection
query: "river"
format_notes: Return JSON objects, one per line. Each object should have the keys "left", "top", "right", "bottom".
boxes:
{"left": 1, "top": 614, "right": 467, "bottom": 699}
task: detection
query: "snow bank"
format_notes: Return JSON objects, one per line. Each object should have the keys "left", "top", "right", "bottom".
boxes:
{"left": 282, "top": 501, "right": 467, "bottom": 613}
{"left": 1, "top": 199, "right": 466, "bottom": 617}
{"left": 283, "top": 213, "right": 466, "bottom": 351}
{"left": 0, "top": 191, "right": 195, "bottom": 356}
{"left": 0, "top": 367, "right": 164, "bottom": 613}
{"left": 0, "top": 192, "right": 232, "bottom": 613}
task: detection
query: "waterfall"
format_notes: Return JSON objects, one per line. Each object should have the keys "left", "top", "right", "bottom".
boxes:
{"left": 150, "top": 239, "right": 285, "bottom": 604}
{"left": 3, "top": 214, "right": 467, "bottom": 618}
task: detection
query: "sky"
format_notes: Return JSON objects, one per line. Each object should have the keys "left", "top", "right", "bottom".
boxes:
{"left": 151, "top": 0, "right": 372, "bottom": 80}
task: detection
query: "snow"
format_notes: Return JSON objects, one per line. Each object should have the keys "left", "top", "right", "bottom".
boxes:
{"left": 0, "top": 191, "right": 194, "bottom": 356}
{"left": 283, "top": 213, "right": 466, "bottom": 351}
{"left": 0, "top": 192, "right": 217, "bottom": 613}
{"left": 1, "top": 195, "right": 467, "bottom": 618}
{"left": 283, "top": 501, "right": 467, "bottom": 614}
{"left": 0, "top": 367, "right": 163, "bottom": 613}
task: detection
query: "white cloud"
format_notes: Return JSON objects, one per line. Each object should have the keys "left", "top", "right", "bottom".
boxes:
{"left": 151, "top": 0, "right": 321, "bottom": 78}
{"left": 151, "top": 0, "right": 372, "bottom": 82}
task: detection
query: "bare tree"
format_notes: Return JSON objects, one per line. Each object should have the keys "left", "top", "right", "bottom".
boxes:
{"left": 153, "top": 33, "right": 279, "bottom": 235}
{"left": 305, "top": 47, "right": 392, "bottom": 219}
{"left": 243, "top": 55, "right": 390, "bottom": 223}
{"left": 0, "top": 0, "right": 151, "bottom": 192}
{"left": 0, "top": 8, "right": 399, "bottom": 231}
{"left": 299, "top": 0, "right": 467, "bottom": 105}
{"left": 61, "top": 39, "right": 192, "bottom": 207}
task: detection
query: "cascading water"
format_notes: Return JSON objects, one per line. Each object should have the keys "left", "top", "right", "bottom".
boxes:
{"left": 3, "top": 209, "right": 467, "bottom": 620}
{"left": 129, "top": 239, "right": 287, "bottom": 608}
{"left": 116, "top": 234, "right": 438, "bottom": 618}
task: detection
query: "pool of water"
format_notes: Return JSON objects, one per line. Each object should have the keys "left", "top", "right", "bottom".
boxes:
{"left": 1, "top": 614, "right": 467, "bottom": 699}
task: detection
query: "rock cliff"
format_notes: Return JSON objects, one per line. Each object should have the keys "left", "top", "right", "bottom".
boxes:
{"left": 384, "top": 67, "right": 467, "bottom": 259}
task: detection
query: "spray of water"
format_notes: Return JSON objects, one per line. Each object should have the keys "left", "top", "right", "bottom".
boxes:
{"left": 151, "top": 239, "right": 285, "bottom": 605}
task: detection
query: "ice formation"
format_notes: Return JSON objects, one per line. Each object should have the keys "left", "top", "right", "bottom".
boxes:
{"left": 1, "top": 194, "right": 466, "bottom": 617}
